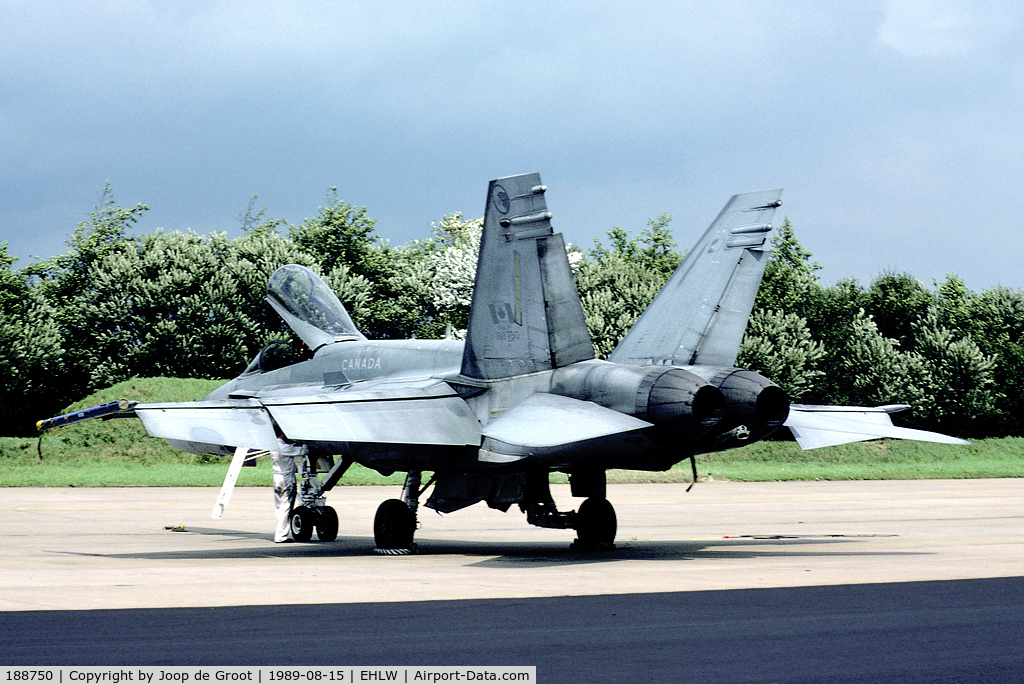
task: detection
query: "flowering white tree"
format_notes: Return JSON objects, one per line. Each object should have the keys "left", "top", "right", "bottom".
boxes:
{"left": 426, "top": 213, "right": 482, "bottom": 338}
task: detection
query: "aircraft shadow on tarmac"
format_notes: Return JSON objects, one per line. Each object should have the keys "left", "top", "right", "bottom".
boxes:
{"left": 57, "top": 529, "right": 923, "bottom": 567}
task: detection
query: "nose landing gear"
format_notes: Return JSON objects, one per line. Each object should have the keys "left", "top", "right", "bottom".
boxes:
{"left": 289, "top": 504, "right": 338, "bottom": 542}
{"left": 288, "top": 452, "right": 347, "bottom": 542}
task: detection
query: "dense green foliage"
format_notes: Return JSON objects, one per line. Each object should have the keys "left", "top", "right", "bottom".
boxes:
{"left": 575, "top": 214, "right": 680, "bottom": 358}
{"left": 3, "top": 186, "right": 1022, "bottom": 444}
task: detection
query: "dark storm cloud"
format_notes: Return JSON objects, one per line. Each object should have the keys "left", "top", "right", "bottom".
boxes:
{"left": 2, "top": 0, "right": 1022, "bottom": 290}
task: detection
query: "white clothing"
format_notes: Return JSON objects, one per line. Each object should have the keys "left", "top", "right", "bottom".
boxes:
{"left": 271, "top": 438, "right": 307, "bottom": 542}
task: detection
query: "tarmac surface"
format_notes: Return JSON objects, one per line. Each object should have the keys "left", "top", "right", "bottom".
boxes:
{"left": 2, "top": 480, "right": 1023, "bottom": 680}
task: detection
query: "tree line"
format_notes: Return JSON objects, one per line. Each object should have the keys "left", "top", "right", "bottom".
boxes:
{"left": 2, "top": 185, "right": 1021, "bottom": 438}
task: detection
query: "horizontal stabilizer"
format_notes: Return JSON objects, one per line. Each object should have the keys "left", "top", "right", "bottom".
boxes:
{"left": 785, "top": 406, "right": 970, "bottom": 450}
{"left": 482, "top": 393, "right": 651, "bottom": 449}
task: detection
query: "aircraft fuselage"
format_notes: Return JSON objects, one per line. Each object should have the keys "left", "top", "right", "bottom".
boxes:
{"left": 206, "top": 336, "right": 785, "bottom": 477}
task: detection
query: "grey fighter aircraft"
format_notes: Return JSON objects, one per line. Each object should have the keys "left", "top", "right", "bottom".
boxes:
{"left": 39, "top": 173, "right": 967, "bottom": 550}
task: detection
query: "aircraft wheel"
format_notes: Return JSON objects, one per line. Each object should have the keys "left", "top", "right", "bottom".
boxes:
{"left": 316, "top": 506, "right": 339, "bottom": 542}
{"left": 374, "top": 499, "right": 416, "bottom": 549}
{"left": 575, "top": 497, "right": 617, "bottom": 547}
{"left": 290, "top": 505, "right": 316, "bottom": 543}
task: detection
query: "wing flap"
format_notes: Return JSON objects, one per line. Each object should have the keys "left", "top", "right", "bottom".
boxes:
{"left": 785, "top": 407, "right": 970, "bottom": 450}
{"left": 257, "top": 379, "right": 459, "bottom": 405}
{"left": 266, "top": 396, "right": 481, "bottom": 446}
{"left": 138, "top": 382, "right": 482, "bottom": 451}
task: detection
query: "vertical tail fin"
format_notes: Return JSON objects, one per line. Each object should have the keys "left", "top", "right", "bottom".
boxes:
{"left": 461, "top": 173, "right": 594, "bottom": 380}
{"left": 608, "top": 189, "right": 783, "bottom": 368}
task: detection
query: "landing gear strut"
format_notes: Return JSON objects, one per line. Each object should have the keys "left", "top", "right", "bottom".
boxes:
{"left": 288, "top": 452, "right": 347, "bottom": 542}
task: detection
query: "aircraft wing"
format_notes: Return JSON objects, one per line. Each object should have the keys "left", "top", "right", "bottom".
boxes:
{"left": 609, "top": 189, "right": 783, "bottom": 367}
{"left": 135, "top": 400, "right": 281, "bottom": 453}
{"left": 262, "top": 395, "right": 479, "bottom": 446}
{"left": 133, "top": 381, "right": 481, "bottom": 454}
{"left": 784, "top": 404, "right": 970, "bottom": 450}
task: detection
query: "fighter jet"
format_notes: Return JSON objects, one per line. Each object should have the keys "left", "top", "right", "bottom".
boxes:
{"left": 38, "top": 173, "right": 967, "bottom": 550}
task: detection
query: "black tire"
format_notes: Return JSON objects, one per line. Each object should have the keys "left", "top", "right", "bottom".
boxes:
{"left": 290, "top": 505, "right": 316, "bottom": 543}
{"left": 374, "top": 499, "right": 416, "bottom": 549}
{"left": 575, "top": 497, "right": 617, "bottom": 545}
{"left": 316, "top": 506, "right": 339, "bottom": 542}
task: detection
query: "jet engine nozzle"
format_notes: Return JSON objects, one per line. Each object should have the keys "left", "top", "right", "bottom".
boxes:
{"left": 705, "top": 368, "right": 790, "bottom": 439}
{"left": 755, "top": 384, "right": 790, "bottom": 428}
{"left": 643, "top": 368, "right": 726, "bottom": 428}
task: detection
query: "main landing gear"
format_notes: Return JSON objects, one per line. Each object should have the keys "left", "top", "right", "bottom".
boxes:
{"left": 574, "top": 497, "right": 617, "bottom": 549}
{"left": 373, "top": 471, "right": 424, "bottom": 554}
{"left": 288, "top": 452, "right": 348, "bottom": 542}
{"left": 521, "top": 471, "right": 617, "bottom": 550}
{"left": 293, "top": 462, "right": 619, "bottom": 551}
{"left": 370, "top": 470, "right": 618, "bottom": 552}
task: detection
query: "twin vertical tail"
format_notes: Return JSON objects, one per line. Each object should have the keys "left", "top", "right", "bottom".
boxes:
{"left": 460, "top": 173, "right": 594, "bottom": 380}
{"left": 460, "top": 179, "right": 783, "bottom": 380}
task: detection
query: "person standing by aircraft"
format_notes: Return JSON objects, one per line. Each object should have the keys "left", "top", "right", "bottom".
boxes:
{"left": 271, "top": 426, "right": 307, "bottom": 543}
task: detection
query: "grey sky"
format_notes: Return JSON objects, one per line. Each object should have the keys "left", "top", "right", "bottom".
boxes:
{"left": 3, "top": 0, "right": 1022, "bottom": 291}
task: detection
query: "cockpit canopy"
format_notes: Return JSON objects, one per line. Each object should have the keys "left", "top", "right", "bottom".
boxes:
{"left": 267, "top": 264, "right": 365, "bottom": 350}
